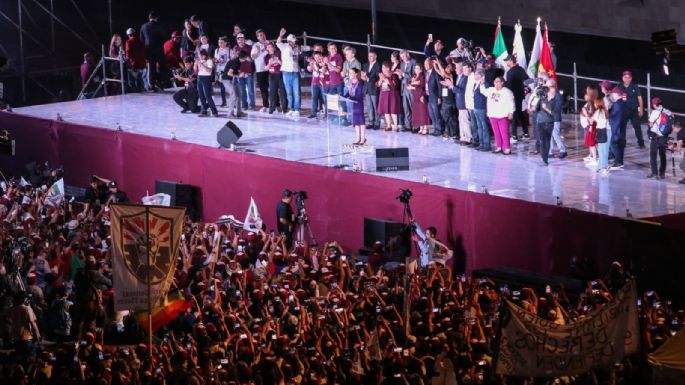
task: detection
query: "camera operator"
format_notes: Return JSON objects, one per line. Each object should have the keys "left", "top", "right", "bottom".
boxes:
{"left": 276, "top": 189, "right": 295, "bottom": 249}
{"left": 529, "top": 79, "right": 562, "bottom": 165}
{"left": 172, "top": 56, "right": 200, "bottom": 113}
{"left": 448, "top": 38, "right": 472, "bottom": 61}
{"left": 668, "top": 121, "right": 684, "bottom": 184}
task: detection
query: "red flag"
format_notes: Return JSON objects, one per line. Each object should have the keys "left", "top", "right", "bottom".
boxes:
{"left": 539, "top": 24, "right": 557, "bottom": 81}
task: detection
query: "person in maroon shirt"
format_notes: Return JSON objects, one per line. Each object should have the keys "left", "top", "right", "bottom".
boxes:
{"left": 163, "top": 31, "right": 182, "bottom": 73}
{"left": 233, "top": 33, "right": 255, "bottom": 110}
{"left": 265, "top": 42, "right": 286, "bottom": 115}
{"left": 125, "top": 27, "right": 146, "bottom": 92}
{"left": 306, "top": 45, "right": 327, "bottom": 119}
{"left": 80, "top": 52, "right": 100, "bottom": 98}
{"left": 326, "top": 43, "right": 344, "bottom": 96}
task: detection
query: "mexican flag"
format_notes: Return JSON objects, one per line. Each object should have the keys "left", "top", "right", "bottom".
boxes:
{"left": 539, "top": 23, "right": 557, "bottom": 81}
{"left": 512, "top": 21, "right": 528, "bottom": 71}
{"left": 45, "top": 178, "right": 64, "bottom": 206}
{"left": 527, "top": 19, "right": 543, "bottom": 78}
{"left": 135, "top": 291, "right": 194, "bottom": 332}
{"left": 492, "top": 17, "right": 509, "bottom": 68}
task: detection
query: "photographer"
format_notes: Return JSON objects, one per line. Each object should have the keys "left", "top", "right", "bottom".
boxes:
{"left": 529, "top": 79, "right": 562, "bottom": 165}
{"left": 276, "top": 189, "right": 295, "bottom": 249}
{"left": 669, "top": 121, "right": 684, "bottom": 184}
{"left": 172, "top": 56, "right": 199, "bottom": 113}
{"left": 448, "top": 38, "right": 472, "bottom": 61}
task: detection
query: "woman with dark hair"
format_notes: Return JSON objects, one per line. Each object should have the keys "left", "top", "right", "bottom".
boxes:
{"left": 479, "top": 75, "right": 515, "bottom": 154}
{"left": 181, "top": 19, "right": 197, "bottom": 58}
{"left": 108, "top": 34, "right": 124, "bottom": 90}
{"left": 195, "top": 49, "right": 218, "bottom": 117}
{"left": 377, "top": 61, "right": 401, "bottom": 131}
{"left": 408, "top": 63, "right": 431, "bottom": 135}
{"left": 581, "top": 85, "right": 600, "bottom": 165}
{"left": 344, "top": 68, "right": 366, "bottom": 144}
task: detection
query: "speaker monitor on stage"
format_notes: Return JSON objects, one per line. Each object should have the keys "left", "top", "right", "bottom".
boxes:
{"left": 363, "top": 217, "right": 410, "bottom": 262}
{"left": 155, "top": 180, "right": 201, "bottom": 220}
{"left": 376, "top": 147, "right": 409, "bottom": 171}
{"left": 217, "top": 121, "right": 243, "bottom": 148}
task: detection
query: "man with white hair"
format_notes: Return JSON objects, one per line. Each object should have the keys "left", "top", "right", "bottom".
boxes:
{"left": 276, "top": 28, "right": 301, "bottom": 117}
{"left": 449, "top": 38, "right": 472, "bottom": 61}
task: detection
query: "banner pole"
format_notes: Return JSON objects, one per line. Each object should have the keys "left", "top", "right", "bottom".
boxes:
{"left": 146, "top": 207, "right": 153, "bottom": 362}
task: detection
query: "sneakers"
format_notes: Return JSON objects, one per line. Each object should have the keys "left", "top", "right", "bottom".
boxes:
{"left": 510, "top": 137, "right": 518, "bottom": 144}
{"left": 646, "top": 173, "right": 658, "bottom": 179}
{"left": 583, "top": 155, "right": 595, "bottom": 163}
{"left": 285, "top": 111, "right": 293, "bottom": 117}
{"left": 610, "top": 162, "right": 624, "bottom": 170}
{"left": 559, "top": 152, "right": 568, "bottom": 159}
{"left": 260, "top": 107, "right": 267, "bottom": 113}
{"left": 198, "top": 111, "right": 208, "bottom": 117}
{"left": 306, "top": 114, "right": 317, "bottom": 119}
{"left": 598, "top": 168, "right": 610, "bottom": 175}
{"left": 290, "top": 111, "right": 300, "bottom": 117}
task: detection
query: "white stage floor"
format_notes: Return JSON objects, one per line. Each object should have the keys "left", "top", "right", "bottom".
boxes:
{"left": 15, "top": 90, "right": 685, "bottom": 218}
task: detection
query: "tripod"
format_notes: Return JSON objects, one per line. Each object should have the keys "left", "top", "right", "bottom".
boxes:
{"left": 294, "top": 208, "right": 316, "bottom": 246}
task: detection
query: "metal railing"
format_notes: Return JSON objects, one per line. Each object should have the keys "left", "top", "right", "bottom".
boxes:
{"left": 302, "top": 32, "right": 685, "bottom": 118}
{"left": 77, "top": 44, "right": 125, "bottom": 100}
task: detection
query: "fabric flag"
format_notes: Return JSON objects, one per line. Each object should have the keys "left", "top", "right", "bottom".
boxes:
{"left": 19, "top": 177, "right": 30, "bottom": 187}
{"left": 527, "top": 19, "right": 543, "bottom": 78}
{"left": 243, "top": 197, "right": 263, "bottom": 232}
{"left": 45, "top": 178, "right": 64, "bottom": 206}
{"left": 111, "top": 204, "right": 186, "bottom": 312}
{"left": 135, "top": 290, "right": 193, "bottom": 332}
{"left": 492, "top": 17, "right": 509, "bottom": 68}
{"left": 512, "top": 21, "right": 528, "bottom": 72}
{"left": 494, "top": 280, "right": 640, "bottom": 377}
{"left": 142, "top": 193, "right": 171, "bottom": 206}
{"left": 539, "top": 23, "right": 557, "bottom": 81}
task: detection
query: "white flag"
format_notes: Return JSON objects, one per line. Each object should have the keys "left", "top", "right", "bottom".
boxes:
{"left": 45, "top": 178, "right": 64, "bottom": 206}
{"left": 243, "top": 197, "right": 263, "bottom": 232}
{"left": 142, "top": 193, "right": 171, "bottom": 206}
{"left": 513, "top": 21, "right": 528, "bottom": 72}
{"left": 111, "top": 204, "right": 185, "bottom": 311}
{"left": 19, "top": 177, "right": 30, "bottom": 187}
{"left": 527, "top": 19, "right": 543, "bottom": 78}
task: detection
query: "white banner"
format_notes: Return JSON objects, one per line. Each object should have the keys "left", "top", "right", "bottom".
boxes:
{"left": 142, "top": 193, "right": 171, "bottom": 206}
{"left": 111, "top": 204, "right": 185, "bottom": 311}
{"left": 495, "top": 280, "right": 640, "bottom": 377}
{"left": 45, "top": 178, "right": 64, "bottom": 206}
{"left": 243, "top": 197, "right": 263, "bottom": 232}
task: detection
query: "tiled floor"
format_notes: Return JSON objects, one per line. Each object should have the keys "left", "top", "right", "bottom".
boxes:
{"left": 15, "top": 90, "right": 685, "bottom": 218}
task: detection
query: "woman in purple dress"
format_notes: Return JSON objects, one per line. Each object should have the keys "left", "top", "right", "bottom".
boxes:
{"left": 377, "top": 61, "right": 401, "bottom": 131}
{"left": 408, "top": 63, "right": 431, "bottom": 134}
{"left": 344, "top": 68, "right": 366, "bottom": 145}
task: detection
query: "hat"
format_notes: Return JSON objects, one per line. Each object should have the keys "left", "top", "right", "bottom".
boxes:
{"left": 622, "top": 70, "right": 632, "bottom": 77}
{"left": 599, "top": 81, "right": 613, "bottom": 89}
{"left": 237, "top": 33, "right": 245, "bottom": 38}
{"left": 651, "top": 97, "right": 662, "bottom": 106}
{"left": 126, "top": 28, "right": 136, "bottom": 36}
{"left": 504, "top": 54, "right": 516, "bottom": 62}
{"left": 609, "top": 87, "right": 622, "bottom": 95}
{"left": 171, "top": 31, "right": 181, "bottom": 38}
{"left": 286, "top": 34, "right": 297, "bottom": 42}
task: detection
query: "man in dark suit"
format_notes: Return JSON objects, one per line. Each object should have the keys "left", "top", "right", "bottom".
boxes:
{"left": 504, "top": 55, "right": 530, "bottom": 141}
{"left": 140, "top": 11, "right": 167, "bottom": 90}
{"left": 361, "top": 51, "right": 381, "bottom": 129}
{"left": 424, "top": 58, "right": 444, "bottom": 136}
{"left": 400, "top": 50, "right": 417, "bottom": 132}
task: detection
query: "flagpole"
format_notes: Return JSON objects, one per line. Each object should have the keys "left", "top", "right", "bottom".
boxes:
{"left": 145, "top": 207, "right": 153, "bottom": 362}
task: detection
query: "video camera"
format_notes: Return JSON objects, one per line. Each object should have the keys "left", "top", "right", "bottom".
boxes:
{"left": 396, "top": 189, "right": 412, "bottom": 204}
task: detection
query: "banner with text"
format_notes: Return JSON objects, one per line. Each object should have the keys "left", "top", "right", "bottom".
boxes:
{"left": 111, "top": 204, "right": 185, "bottom": 312}
{"left": 495, "top": 280, "right": 639, "bottom": 377}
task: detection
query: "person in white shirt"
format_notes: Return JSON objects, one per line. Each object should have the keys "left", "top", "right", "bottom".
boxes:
{"left": 479, "top": 76, "right": 515, "bottom": 154}
{"left": 215, "top": 36, "right": 231, "bottom": 107}
{"left": 646, "top": 97, "right": 671, "bottom": 179}
{"left": 276, "top": 28, "right": 301, "bottom": 117}
{"left": 448, "top": 38, "right": 472, "bottom": 61}
{"left": 195, "top": 49, "right": 218, "bottom": 117}
{"left": 251, "top": 29, "right": 270, "bottom": 112}
{"left": 463, "top": 63, "right": 477, "bottom": 146}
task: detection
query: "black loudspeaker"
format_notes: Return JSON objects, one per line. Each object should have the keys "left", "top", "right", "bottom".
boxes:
{"left": 217, "top": 121, "right": 243, "bottom": 148}
{"left": 155, "top": 180, "right": 201, "bottom": 220}
{"left": 375, "top": 147, "right": 409, "bottom": 171}
{"left": 363, "top": 218, "right": 411, "bottom": 262}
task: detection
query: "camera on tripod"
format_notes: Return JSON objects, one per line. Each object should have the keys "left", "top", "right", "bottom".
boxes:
{"left": 396, "top": 189, "right": 413, "bottom": 204}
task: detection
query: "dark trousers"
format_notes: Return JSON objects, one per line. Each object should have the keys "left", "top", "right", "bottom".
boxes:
{"left": 650, "top": 136, "right": 667, "bottom": 175}
{"left": 256, "top": 71, "right": 270, "bottom": 108}
{"left": 364, "top": 94, "right": 379, "bottom": 127}
{"left": 197, "top": 75, "right": 217, "bottom": 114}
{"left": 441, "top": 103, "right": 458, "bottom": 138}
{"left": 173, "top": 87, "right": 199, "bottom": 112}
{"left": 402, "top": 87, "right": 413, "bottom": 129}
{"left": 311, "top": 84, "right": 325, "bottom": 115}
{"left": 147, "top": 53, "right": 165, "bottom": 87}
{"left": 510, "top": 104, "right": 528, "bottom": 138}
{"left": 217, "top": 80, "right": 227, "bottom": 105}
{"left": 428, "top": 100, "right": 443, "bottom": 134}
{"left": 610, "top": 120, "right": 626, "bottom": 165}
{"left": 624, "top": 107, "right": 645, "bottom": 147}
{"left": 268, "top": 73, "right": 286, "bottom": 113}
{"left": 538, "top": 121, "right": 554, "bottom": 163}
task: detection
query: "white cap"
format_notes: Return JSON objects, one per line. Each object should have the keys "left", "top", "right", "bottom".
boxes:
{"left": 126, "top": 28, "right": 136, "bottom": 35}
{"left": 286, "top": 34, "right": 297, "bottom": 42}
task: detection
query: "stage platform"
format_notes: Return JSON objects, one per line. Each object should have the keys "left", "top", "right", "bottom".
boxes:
{"left": 11, "top": 90, "right": 685, "bottom": 219}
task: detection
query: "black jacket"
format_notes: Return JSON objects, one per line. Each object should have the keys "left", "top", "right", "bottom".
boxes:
{"left": 362, "top": 61, "right": 381, "bottom": 95}
{"left": 140, "top": 20, "right": 166, "bottom": 56}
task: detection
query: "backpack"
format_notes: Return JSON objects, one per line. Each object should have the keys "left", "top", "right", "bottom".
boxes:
{"left": 657, "top": 108, "right": 674, "bottom": 136}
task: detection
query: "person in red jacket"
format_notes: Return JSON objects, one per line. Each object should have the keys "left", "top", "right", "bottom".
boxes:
{"left": 125, "top": 27, "right": 146, "bottom": 92}
{"left": 164, "top": 31, "right": 182, "bottom": 77}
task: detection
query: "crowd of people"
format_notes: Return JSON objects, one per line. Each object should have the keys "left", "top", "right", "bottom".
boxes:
{"left": 78, "top": 11, "right": 685, "bottom": 177}
{"left": 0, "top": 166, "right": 683, "bottom": 384}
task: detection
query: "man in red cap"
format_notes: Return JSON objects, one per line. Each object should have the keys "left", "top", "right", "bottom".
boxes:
{"left": 646, "top": 97, "right": 672, "bottom": 179}
{"left": 164, "top": 31, "right": 182, "bottom": 74}
{"left": 617, "top": 70, "right": 645, "bottom": 148}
